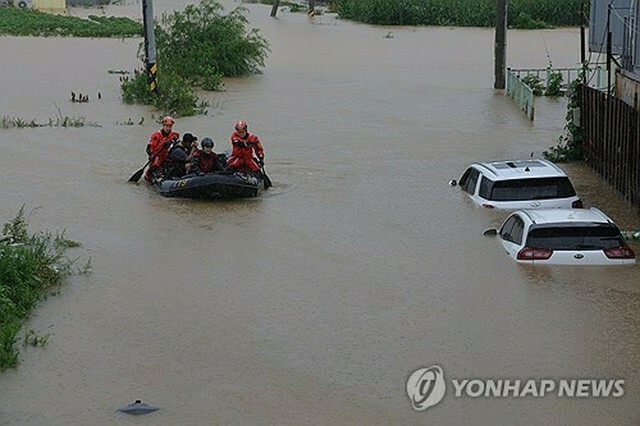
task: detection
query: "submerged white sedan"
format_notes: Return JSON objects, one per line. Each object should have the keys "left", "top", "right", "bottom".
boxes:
{"left": 485, "top": 208, "right": 636, "bottom": 265}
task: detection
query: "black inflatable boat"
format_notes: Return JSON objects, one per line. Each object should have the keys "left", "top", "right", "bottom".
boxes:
{"left": 150, "top": 172, "right": 263, "bottom": 199}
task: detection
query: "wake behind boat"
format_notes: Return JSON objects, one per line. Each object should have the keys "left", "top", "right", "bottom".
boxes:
{"left": 149, "top": 172, "right": 263, "bottom": 199}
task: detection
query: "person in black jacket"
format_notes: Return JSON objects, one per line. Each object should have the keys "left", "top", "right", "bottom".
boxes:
{"left": 165, "top": 133, "right": 198, "bottom": 178}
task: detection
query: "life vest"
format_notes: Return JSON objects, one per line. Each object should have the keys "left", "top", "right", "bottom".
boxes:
{"left": 192, "top": 150, "right": 218, "bottom": 173}
{"left": 229, "top": 131, "right": 264, "bottom": 160}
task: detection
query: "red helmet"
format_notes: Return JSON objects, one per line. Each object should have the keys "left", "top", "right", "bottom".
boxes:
{"left": 162, "top": 116, "right": 175, "bottom": 126}
{"left": 234, "top": 120, "right": 248, "bottom": 131}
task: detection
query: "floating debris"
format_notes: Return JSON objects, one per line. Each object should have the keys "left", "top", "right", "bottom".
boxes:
{"left": 116, "top": 400, "right": 159, "bottom": 415}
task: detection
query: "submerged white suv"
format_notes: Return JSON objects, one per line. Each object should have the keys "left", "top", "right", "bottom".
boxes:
{"left": 452, "top": 159, "right": 582, "bottom": 210}
{"left": 487, "top": 208, "right": 635, "bottom": 265}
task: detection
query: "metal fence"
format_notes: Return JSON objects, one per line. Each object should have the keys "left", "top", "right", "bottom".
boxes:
{"left": 506, "top": 69, "right": 536, "bottom": 120}
{"left": 506, "top": 66, "right": 607, "bottom": 121}
{"left": 581, "top": 84, "right": 640, "bottom": 209}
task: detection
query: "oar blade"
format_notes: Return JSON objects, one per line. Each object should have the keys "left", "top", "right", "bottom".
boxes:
{"left": 128, "top": 167, "right": 145, "bottom": 183}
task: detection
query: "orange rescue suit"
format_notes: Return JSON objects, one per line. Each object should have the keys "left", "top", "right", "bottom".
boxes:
{"left": 226, "top": 131, "right": 264, "bottom": 172}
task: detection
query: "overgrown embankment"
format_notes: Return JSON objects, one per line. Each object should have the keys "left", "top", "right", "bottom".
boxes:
{"left": 334, "top": 0, "right": 582, "bottom": 29}
{"left": 0, "top": 208, "right": 89, "bottom": 371}
{"left": 0, "top": 7, "right": 142, "bottom": 37}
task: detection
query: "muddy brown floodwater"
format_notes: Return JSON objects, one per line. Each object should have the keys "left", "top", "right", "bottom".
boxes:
{"left": 0, "top": 2, "right": 639, "bottom": 425}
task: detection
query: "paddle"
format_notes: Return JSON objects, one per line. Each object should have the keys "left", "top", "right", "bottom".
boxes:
{"left": 128, "top": 138, "right": 178, "bottom": 183}
{"left": 128, "top": 159, "right": 152, "bottom": 183}
{"left": 259, "top": 158, "right": 272, "bottom": 189}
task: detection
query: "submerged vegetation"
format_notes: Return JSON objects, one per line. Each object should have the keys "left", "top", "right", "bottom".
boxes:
{"left": 121, "top": 0, "right": 270, "bottom": 117}
{"left": 334, "top": 0, "right": 583, "bottom": 28}
{"left": 0, "top": 7, "right": 142, "bottom": 37}
{"left": 0, "top": 208, "right": 89, "bottom": 371}
{"left": 0, "top": 115, "right": 100, "bottom": 128}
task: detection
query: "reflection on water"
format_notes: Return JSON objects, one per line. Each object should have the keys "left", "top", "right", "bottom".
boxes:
{"left": 0, "top": 3, "right": 638, "bottom": 425}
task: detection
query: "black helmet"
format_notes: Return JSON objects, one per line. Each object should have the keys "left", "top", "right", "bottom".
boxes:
{"left": 201, "top": 137, "right": 214, "bottom": 148}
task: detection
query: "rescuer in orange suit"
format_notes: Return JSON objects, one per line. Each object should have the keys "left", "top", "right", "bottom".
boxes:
{"left": 146, "top": 116, "right": 179, "bottom": 180}
{"left": 226, "top": 120, "right": 265, "bottom": 173}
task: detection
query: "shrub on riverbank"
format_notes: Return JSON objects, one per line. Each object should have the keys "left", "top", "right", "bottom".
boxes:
{"left": 0, "top": 8, "right": 142, "bottom": 37}
{"left": 334, "top": 0, "right": 582, "bottom": 28}
{"left": 121, "top": 0, "right": 269, "bottom": 117}
{"left": 0, "top": 208, "right": 86, "bottom": 371}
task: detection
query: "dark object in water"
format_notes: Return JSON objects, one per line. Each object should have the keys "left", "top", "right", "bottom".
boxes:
{"left": 116, "top": 400, "right": 159, "bottom": 415}
{"left": 150, "top": 172, "right": 263, "bottom": 199}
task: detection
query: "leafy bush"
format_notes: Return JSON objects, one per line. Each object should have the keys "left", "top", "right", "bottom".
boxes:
{"left": 121, "top": 69, "right": 209, "bottom": 117}
{"left": 521, "top": 74, "right": 544, "bottom": 96}
{"left": 0, "top": 208, "right": 86, "bottom": 371}
{"left": 545, "top": 70, "right": 563, "bottom": 97}
{"left": 121, "top": 0, "right": 269, "bottom": 116}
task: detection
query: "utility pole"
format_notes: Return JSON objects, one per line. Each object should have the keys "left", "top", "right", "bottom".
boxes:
{"left": 607, "top": 3, "right": 612, "bottom": 96}
{"left": 494, "top": 0, "right": 507, "bottom": 89}
{"left": 308, "top": 0, "right": 315, "bottom": 17}
{"left": 142, "top": 0, "right": 158, "bottom": 93}
{"left": 580, "top": 0, "right": 586, "bottom": 65}
{"left": 270, "top": 0, "right": 280, "bottom": 17}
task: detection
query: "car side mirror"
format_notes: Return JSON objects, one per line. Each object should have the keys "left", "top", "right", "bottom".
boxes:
{"left": 483, "top": 228, "right": 497, "bottom": 236}
{"left": 449, "top": 179, "right": 457, "bottom": 187}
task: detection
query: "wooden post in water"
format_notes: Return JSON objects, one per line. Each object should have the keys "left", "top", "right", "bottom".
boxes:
{"left": 494, "top": 0, "right": 507, "bottom": 89}
{"left": 270, "top": 0, "right": 280, "bottom": 17}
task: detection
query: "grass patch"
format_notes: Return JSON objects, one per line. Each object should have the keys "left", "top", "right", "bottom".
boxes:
{"left": 0, "top": 7, "right": 143, "bottom": 37}
{"left": 0, "top": 207, "right": 89, "bottom": 371}
{"left": 334, "top": 0, "right": 582, "bottom": 28}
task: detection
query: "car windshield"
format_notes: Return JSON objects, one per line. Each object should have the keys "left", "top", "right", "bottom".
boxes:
{"left": 526, "top": 225, "right": 625, "bottom": 250}
{"left": 488, "top": 177, "right": 576, "bottom": 201}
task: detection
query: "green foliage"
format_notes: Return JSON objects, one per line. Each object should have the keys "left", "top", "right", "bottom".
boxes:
{"left": 334, "top": 0, "right": 582, "bottom": 27}
{"left": 521, "top": 74, "right": 544, "bottom": 96}
{"left": 545, "top": 70, "right": 563, "bottom": 96}
{"left": 0, "top": 207, "right": 84, "bottom": 371}
{"left": 0, "top": 8, "right": 142, "bottom": 37}
{"left": 513, "top": 12, "right": 553, "bottom": 29}
{"left": 157, "top": 1, "right": 270, "bottom": 83}
{"left": 544, "top": 77, "right": 584, "bottom": 163}
{"left": 121, "top": 70, "right": 209, "bottom": 117}
{"left": 121, "top": 0, "right": 269, "bottom": 116}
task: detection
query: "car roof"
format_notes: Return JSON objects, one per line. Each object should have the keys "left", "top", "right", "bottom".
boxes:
{"left": 471, "top": 159, "right": 568, "bottom": 180}
{"left": 518, "top": 208, "right": 614, "bottom": 226}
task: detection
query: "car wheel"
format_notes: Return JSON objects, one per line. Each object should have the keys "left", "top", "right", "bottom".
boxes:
{"left": 17, "top": 1, "right": 27, "bottom": 7}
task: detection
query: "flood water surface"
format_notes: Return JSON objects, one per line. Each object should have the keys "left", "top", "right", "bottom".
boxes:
{"left": 0, "top": 4, "right": 639, "bottom": 425}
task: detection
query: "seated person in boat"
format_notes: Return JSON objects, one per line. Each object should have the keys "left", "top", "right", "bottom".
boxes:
{"left": 226, "top": 120, "right": 265, "bottom": 173}
{"left": 146, "top": 116, "right": 179, "bottom": 180}
{"left": 165, "top": 133, "right": 199, "bottom": 179}
{"left": 191, "top": 137, "right": 225, "bottom": 175}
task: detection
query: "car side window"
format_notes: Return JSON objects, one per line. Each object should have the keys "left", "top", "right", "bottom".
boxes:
{"left": 464, "top": 169, "right": 480, "bottom": 195}
{"left": 500, "top": 216, "right": 517, "bottom": 242}
{"left": 479, "top": 177, "right": 493, "bottom": 199}
{"left": 459, "top": 168, "right": 471, "bottom": 187}
{"left": 511, "top": 216, "right": 525, "bottom": 245}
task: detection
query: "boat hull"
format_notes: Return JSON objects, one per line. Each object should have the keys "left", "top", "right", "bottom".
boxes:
{"left": 152, "top": 173, "right": 262, "bottom": 199}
